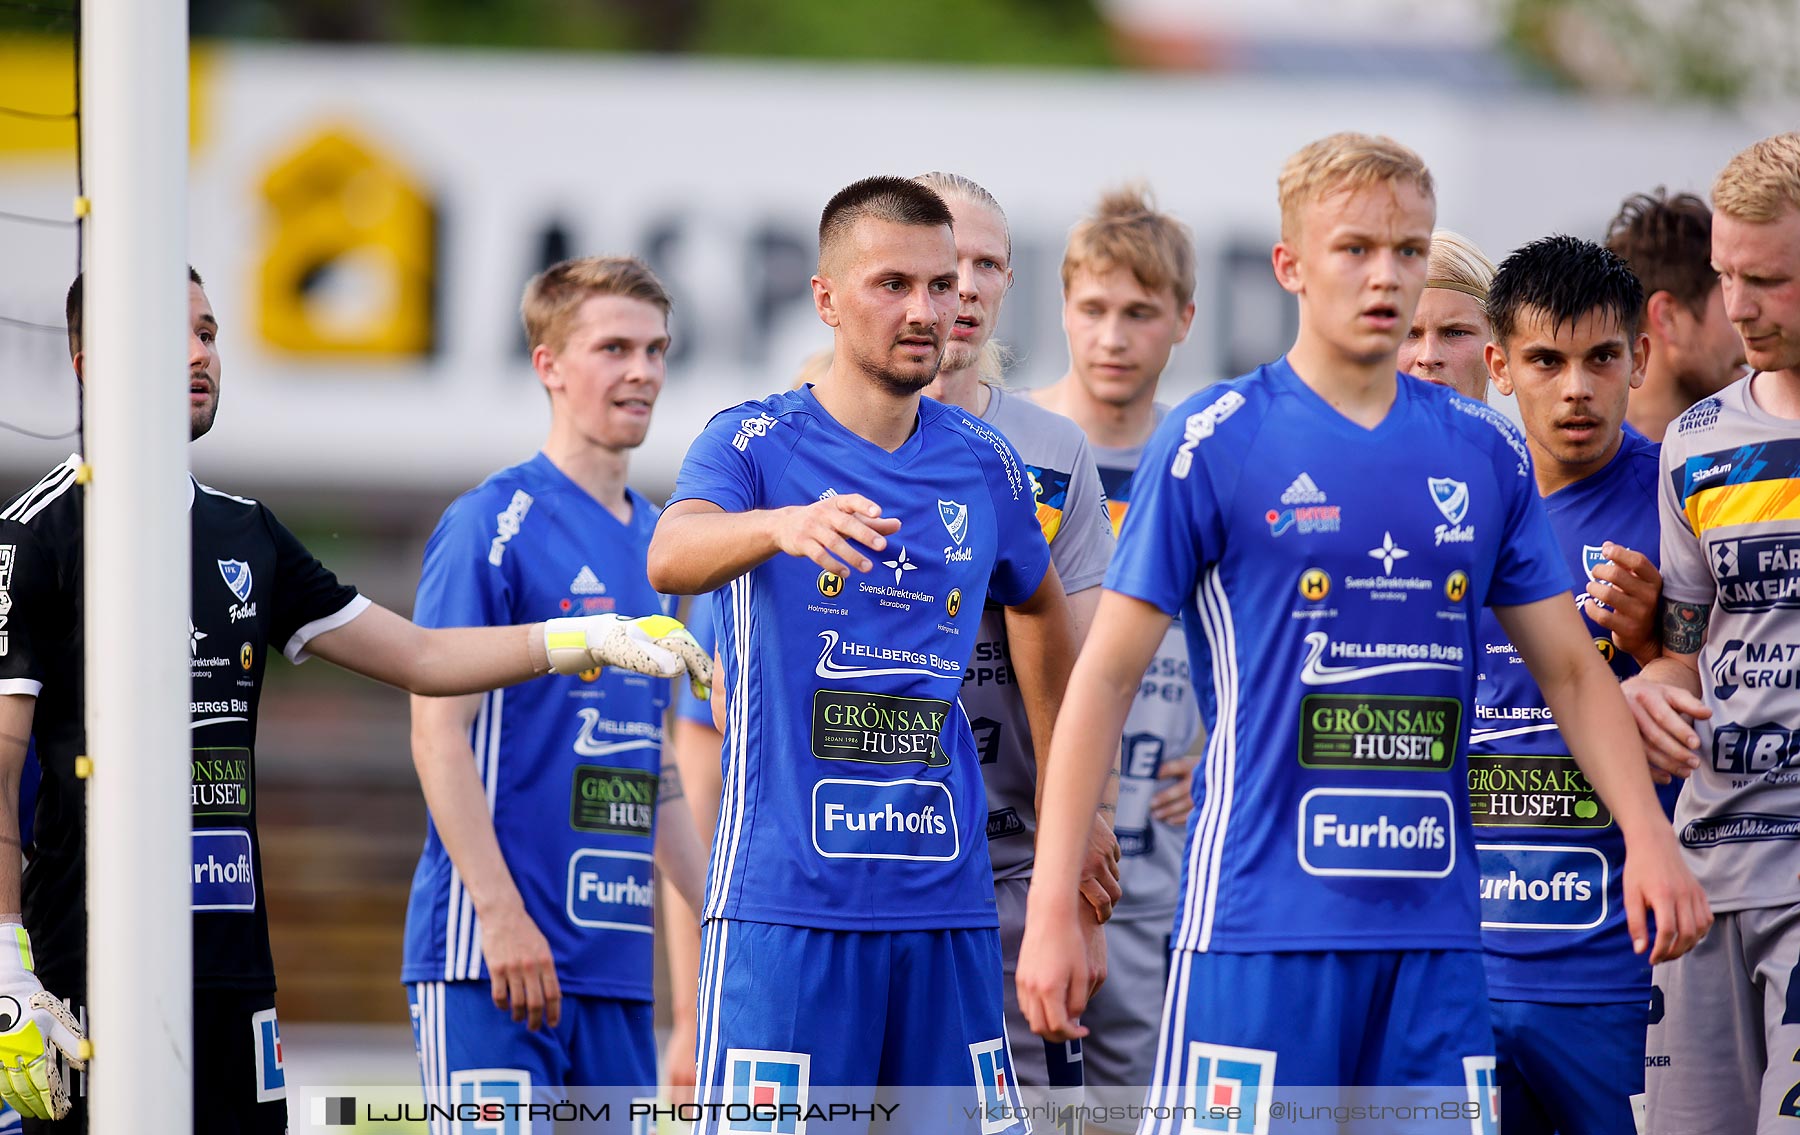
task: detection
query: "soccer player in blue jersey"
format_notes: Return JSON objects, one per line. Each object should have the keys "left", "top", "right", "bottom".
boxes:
{"left": 1016, "top": 133, "right": 1710, "bottom": 1132}
{"left": 649, "top": 176, "right": 1080, "bottom": 1133}
{"left": 401, "top": 256, "right": 711, "bottom": 1120}
{"left": 1474, "top": 235, "right": 1685, "bottom": 1135}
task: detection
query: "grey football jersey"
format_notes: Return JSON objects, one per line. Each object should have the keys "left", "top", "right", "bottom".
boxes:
{"left": 968, "top": 385, "right": 1115, "bottom": 881}
{"left": 1094, "top": 409, "right": 1202, "bottom": 922}
{"left": 1659, "top": 378, "right": 1800, "bottom": 912}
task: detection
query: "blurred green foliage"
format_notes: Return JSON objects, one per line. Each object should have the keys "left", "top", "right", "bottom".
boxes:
{"left": 183, "top": 0, "right": 1116, "bottom": 67}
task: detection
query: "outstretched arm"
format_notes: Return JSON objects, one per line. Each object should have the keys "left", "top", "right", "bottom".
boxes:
{"left": 1497, "top": 595, "right": 1711, "bottom": 963}
{"left": 306, "top": 605, "right": 707, "bottom": 697}
{"left": 646, "top": 496, "right": 902, "bottom": 596}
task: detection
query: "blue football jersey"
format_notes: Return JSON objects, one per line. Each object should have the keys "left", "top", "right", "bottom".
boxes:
{"left": 402, "top": 454, "right": 673, "bottom": 1000}
{"left": 1106, "top": 359, "right": 1568, "bottom": 953}
{"left": 670, "top": 387, "right": 1050, "bottom": 930}
{"left": 1472, "top": 427, "right": 1683, "bottom": 1003}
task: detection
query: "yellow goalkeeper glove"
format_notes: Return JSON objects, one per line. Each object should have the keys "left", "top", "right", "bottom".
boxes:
{"left": 0, "top": 925, "right": 84, "bottom": 1120}
{"left": 542, "top": 613, "right": 713, "bottom": 698}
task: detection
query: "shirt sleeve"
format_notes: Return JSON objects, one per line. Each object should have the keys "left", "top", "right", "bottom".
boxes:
{"left": 985, "top": 433, "right": 1052, "bottom": 608}
{"left": 0, "top": 524, "right": 60, "bottom": 696}
{"left": 676, "top": 591, "right": 719, "bottom": 727}
{"left": 1657, "top": 436, "right": 1717, "bottom": 606}
{"left": 413, "top": 492, "right": 516, "bottom": 633}
{"left": 1048, "top": 436, "right": 1115, "bottom": 595}
{"left": 1483, "top": 426, "right": 1573, "bottom": 608}
{"left": 668, "top": 406, "right": 768, "bottom": 514}
{"left": 1104, "top": 394, "right": 1233, "bottom": 616}
{"left": 264, "top": 507, "right": 368, "bottom": 663}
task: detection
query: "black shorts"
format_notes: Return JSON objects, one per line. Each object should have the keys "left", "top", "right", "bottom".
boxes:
{"left": 24, "top": 986, "right": 287, "bottom": 1135}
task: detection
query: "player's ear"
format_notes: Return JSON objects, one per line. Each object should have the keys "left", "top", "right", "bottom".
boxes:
{"left": 1174, "top": 299, "right": 1197, "bottom": 345}
{"left": 1629, "top": 331, "right": 1650, "bottom": 390}
{"left": 1645, "top": 290, "right": 1677, "bottom": 342}
{"left": 812, "top": 275, "right": 841, "bottom": 329}
{"left": 72, "top": 350, "right": 84, "bottom": 387}
{"left": 531, "top": 343, "right": 561, "bottom": 392}
{"left": 1484, "top": 340, "right": 1513, "bottom": 397}
{"left": 1271, "top": 240, "right": 1303, "bottom": 297}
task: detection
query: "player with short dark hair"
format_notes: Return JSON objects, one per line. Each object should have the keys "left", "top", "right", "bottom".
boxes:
{"left": 0, "top": 271, "right": 706, "bottom": 1133}
{"left": 1476, "top": 234, "right": 1683, "bottom": 1135}
{"left": 1606, "top": 189, "right": 1747, "bottom": 441}
{"left": 1017, "top": 133, "right": 1709, "bottom": 1130}
{"left": 649, "top": 174, "right": 1077, "bottom": 1131}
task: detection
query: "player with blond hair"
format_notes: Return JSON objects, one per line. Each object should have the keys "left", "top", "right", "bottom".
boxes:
{"left": 1030, "top": 184, "right": 1203, "bottom": 1131}
{"left": 1017, "top": 132, "right": 1709, "bottom": 1129}
{"left": 400, "top": 255, "right": 713, "bottom": 1121}
{"left": 905, "top": 171, "right": 1119, "bottom": 1113}
{"left": 1624, "top": 131, "right": 1800, "bottom": 1135}
{"left": 1399, "top": 230, "right": 1497, "bottom": 401}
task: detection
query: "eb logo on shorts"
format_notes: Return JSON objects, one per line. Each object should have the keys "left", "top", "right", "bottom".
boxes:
{"left": 969, "top": 1038, "right": 1018, "bottom": 1135}
{"left": 723, "top": 1048, "right": 810, "bottom": 1135}
{"left": 1182, "top": 1041, "right": 1274, "bottom": 1134}
{"left": 1462, "top": 1056, "right": 1498, "bottom": 1135}
{"left": 448, "top": 1068, "right": 531, "bottom": 1135}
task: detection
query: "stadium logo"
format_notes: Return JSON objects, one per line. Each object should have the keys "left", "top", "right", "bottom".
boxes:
{"left": 938, "top": 499, "right": 969, "bottom": 546}
{"left": 723, "top": 1048, "right": 810, "bottom": 1135}
{"left": 1181, "top": 1041, "right": 1275, "bottom": 1134}
{"left": 565, "top": 848, "right": 655, "bottom": 931}
{"left": 1298, "top": 632, "right": 1462, "bottom": 687}
{"left": 812, "top": 778, "right": 958, "bottom": 861}
{"left": 969, "top": 1038, "right": 1017, "bottom": 1135}
{"left": 1476, "top": 844, "right": 1606, "bottom": 931}
{"left": 1298, "top": 788, "right": 1455, "bottom": 878}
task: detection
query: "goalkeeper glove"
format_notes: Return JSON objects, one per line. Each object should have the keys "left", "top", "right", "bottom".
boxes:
{"left": 0, "top": 925, "right": 84, "bottom": 1120}
{"left": 543, "top": 613, "right": 713, "bottom": 698}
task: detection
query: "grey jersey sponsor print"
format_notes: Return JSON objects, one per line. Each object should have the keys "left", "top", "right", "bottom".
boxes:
{"left": 1659, "top": 379, "right": 1800, "bottom": 912}
{"left": 966, "top": 385, "right": 1115, "bottom": 881}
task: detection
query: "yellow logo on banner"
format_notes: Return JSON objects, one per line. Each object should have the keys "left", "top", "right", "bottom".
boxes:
{"left": 257, "top": 126, "right": 435, "bottom": 356}
{"left": 0, "top": 38, "right": 211, "bottom": 157}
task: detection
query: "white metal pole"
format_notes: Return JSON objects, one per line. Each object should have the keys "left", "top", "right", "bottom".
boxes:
{"left": 80, "top": 0, "right": 192, "bottom": 1131}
